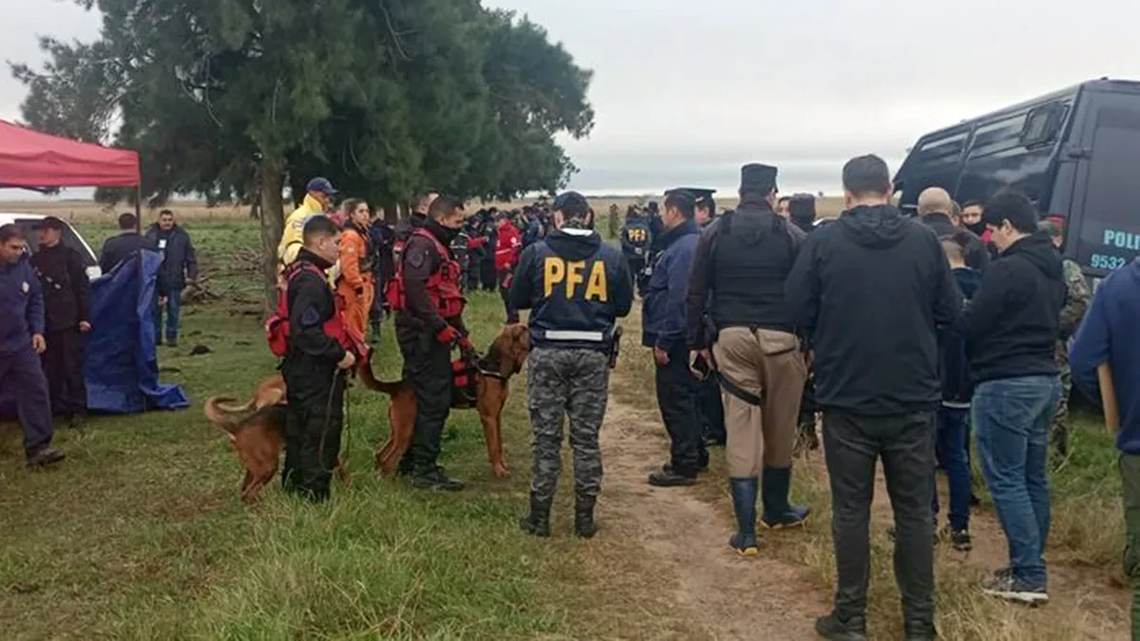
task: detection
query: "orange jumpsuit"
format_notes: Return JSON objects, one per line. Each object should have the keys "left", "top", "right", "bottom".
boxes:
{"left": 337, "top": 225, "right": 375, "bottom": 337}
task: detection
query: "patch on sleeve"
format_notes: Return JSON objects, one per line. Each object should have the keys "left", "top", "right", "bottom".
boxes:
{"left": 408, "top": 249, "right": 426, "bottom": 270}
{"left": 299, "top": 307, "right": 321, "bottom": 328}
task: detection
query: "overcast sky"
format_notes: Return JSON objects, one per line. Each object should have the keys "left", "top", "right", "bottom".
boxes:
{"left": 4, "top": 0, "right": 1140, "bottom": 196}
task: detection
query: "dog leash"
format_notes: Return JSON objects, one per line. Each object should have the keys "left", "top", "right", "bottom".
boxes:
{"left": 317, "top": 370, "right": 346, "bottom": 474}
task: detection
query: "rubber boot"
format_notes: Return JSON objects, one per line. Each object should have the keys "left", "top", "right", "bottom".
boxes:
{"left": 519, "top": 495, "right": 552, "bottom": 538}
{"left": 728, "top": 477, "right": 759, "bottom": 555}
{"left": 761, "top": 466, "right": 811, "bottom": 529}
{"left": 575, "top": 496, "right": 598, "bottom": 539}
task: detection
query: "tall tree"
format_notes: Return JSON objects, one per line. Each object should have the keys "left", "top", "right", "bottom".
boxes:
{"left": 12, "top": 0, "right": 594, "bottom": 301}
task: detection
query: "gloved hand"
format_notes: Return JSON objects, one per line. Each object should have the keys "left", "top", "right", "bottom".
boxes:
{"left": 436, "top": 325, "right": 461, "bottom": 346}
{"left": 458, "top": 335, "right": 475, "bottom": 353}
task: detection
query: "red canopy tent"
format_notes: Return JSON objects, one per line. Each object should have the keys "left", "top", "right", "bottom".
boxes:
{"left": 0, "top": 119, "right": 140, "bottom": 188}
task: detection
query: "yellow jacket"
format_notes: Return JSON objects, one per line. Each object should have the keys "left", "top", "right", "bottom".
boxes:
{"left": 277, "top": 194, "right": 325, "bottom": 270}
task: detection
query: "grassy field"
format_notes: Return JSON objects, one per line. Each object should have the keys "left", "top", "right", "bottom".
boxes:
{"left": 0, "top": 203, "right": 1130, "bottom": 640}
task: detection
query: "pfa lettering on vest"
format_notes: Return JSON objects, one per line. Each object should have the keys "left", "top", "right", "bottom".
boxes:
{"left": 543, "top": 257, "right": 608, "bottom": 302}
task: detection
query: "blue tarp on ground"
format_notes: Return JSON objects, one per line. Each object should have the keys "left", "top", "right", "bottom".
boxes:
{"left": 84, "top": 250, "right": 189, "bottom": 413}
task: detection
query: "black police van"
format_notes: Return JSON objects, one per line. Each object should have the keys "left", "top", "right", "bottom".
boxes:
{"left": 894, "top": 78, "right": 1140, "bottom": 283}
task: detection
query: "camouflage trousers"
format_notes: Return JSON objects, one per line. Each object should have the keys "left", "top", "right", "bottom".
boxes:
{"left": 1052, "top": 340, "right": 1072, "bottom": 456}
{"left": 526, "top": 347, "right": 610, "bottom": 504}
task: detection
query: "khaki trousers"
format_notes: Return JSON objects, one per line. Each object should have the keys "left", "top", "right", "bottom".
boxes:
{"left": 713, "top": 327, "right": 807, "bottom": 477}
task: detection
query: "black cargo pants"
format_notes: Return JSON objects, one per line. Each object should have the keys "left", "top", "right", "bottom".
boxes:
{"left": 281, "top": 356, "right": 346, "bottom": 503}
{"left": 398, "top": 332, "right": 453, "bottom": 474}
{"left": 42, "top": 328, "right": 87, "bottom": 418}
{"left": 823, "top": 410, "right": 936, "bottom": 636}
{"left": 655, "top": 343, "right": 706, "bottom": 476}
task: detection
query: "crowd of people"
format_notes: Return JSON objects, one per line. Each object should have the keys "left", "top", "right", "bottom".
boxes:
{"left": 2, "top": 152, "right": 1136, "bottom": 638}
{"left": 610, "top": 156, "right": 1125, "bottom": 639}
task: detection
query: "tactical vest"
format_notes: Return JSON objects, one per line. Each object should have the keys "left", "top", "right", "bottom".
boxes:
{"left": 385, "top": 227, "right": 465, "bottom": 318}
{"left": 266, "top": 261, "right": 368, "bottom": 359}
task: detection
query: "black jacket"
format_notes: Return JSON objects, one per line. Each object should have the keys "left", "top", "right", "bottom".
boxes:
{"left": 30, "top": 243, "right": 90, "bottom": 333}
{"left": 99, "top": 232, "right": 156, "bottom": 274}
{"left": 919, "top": 213, "right": 991, "bottom": 273}
{"left": 687, "top": 201, "right": 805, "bottom": 347}
{"left": 510, "top": 227, "right": 633, "bottom": 352}
{"left": 963, "top": 231, "right": 1065, "bottom": 383}
{"left": 786, "top": 205, "right": 962, "bottom": 416}
{"left": 144, "top": 223, "right": 198, "bottom": 293}
{"left": 941, "top": 267, "right": 982, "bottom": 404}
{"left": 369, "top": 221, "right": 396, "bottom": 283}
{"left": 395, "top": 218, "right": 465, "bottom": 341}
{"left": 285, "top": 249, "right": 345, "bottom": 364}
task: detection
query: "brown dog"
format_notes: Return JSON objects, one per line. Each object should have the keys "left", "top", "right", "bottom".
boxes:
{"left": 204, "top": 371, "right": 351, "bottom": 502}
{"left": 361, "top": 323, "right": 530, "bottom": 478}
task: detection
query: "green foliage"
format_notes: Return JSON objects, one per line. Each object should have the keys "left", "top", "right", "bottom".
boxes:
{"left": 11, "top": 0, "right": 595, "bottom": 208}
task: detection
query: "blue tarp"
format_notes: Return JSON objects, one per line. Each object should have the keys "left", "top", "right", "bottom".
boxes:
{"left": 84, "top": 250, "right": 189, "bottom": 413}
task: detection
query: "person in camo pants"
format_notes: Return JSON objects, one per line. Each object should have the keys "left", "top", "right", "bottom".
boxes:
{"left": 509, "top": 190, "right": 634, "bottom": 539}
{"left": 1041, "top": 220, "right": 1091, "bottom": 461}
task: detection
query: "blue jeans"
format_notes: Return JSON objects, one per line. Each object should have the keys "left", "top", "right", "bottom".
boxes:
{"left": 155, "top": 288, "right": 183, "bottom": 344}
{"left": 933, "top": 406, "right": 971, "bottom": 532}
{"left": 972, "top": 375, "right": 1061, "bottom": 589}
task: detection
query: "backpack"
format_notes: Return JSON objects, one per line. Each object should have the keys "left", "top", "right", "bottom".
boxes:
{"left": 266, "top": 261, "right": 367, "bottom": 359}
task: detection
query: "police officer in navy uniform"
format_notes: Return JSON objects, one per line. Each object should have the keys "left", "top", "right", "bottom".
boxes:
{"left": 512, "top": 191, "right": 634, "bottom": 537}
{"left": 645, "top": 190, "right": 705, "bottom": 486}
{"left": 620, "top": 206, "right": 653, "bottom": 293}
{"left": 281, "top": 216, "right": 358, "bottom": 502}
{"left": 30, "top": 217, "right": 91, "bottom": 427}
{"left": 0, "top": 224, "right": 65, "bottom": 467}
{"left": 395, "top": 196, "right": 472, "bottom": 491}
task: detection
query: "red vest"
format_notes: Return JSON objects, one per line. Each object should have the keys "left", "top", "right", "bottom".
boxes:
{"left": 385, "top": 227, "right": 465, "bottom": 319}
{"left": 267, "top": 261, "right": 368, "bottom": 360}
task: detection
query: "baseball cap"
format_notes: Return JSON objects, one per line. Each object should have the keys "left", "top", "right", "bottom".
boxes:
{"left": 34, "top": 216, "right": 66, "bottom": 231}
{"left": 552, "top": 191, "right": 589, "bottom": 213}
{"left": 306, "top": 177, "right": 338, "bottom": 196}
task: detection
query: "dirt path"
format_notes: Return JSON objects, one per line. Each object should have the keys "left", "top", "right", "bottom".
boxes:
{"left": 588, "top": 399, "right": 827, "bottom": 640}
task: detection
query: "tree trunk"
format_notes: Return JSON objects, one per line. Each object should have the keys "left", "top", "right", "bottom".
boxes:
{"left": 257, "top": 155, "right": 286, "bottom": 309}
{"left": 383, "top": 203, "right": 399, "bottom": 223}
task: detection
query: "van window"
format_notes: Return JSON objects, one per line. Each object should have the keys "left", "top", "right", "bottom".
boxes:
{"left": 967, "top": 113, "right": 1028, "bottom": 159}
{"left": 1078, "top": 106, "right": 1140, "bottom": 271}
{"left": 1021, "top": 103, "right": 1066, "bottom": 146}
{"left": 914, "top": 132, "right": 968, "bottom": 167}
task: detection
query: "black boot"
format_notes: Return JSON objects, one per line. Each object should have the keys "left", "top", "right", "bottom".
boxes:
{"left": 520, "top": 495, "right": 552, "bottom": 538}
{"left": 728, "top": 477, "right": 759, "bottom": 555}
{"left": 575, "top": 496, "right": 597, "bottom": 538}
{"left": 814, "top": 611, "right": 868, "bottom": 641}
{"left": 761, "top": 466, "right": 811, "bottom": 529}
{"left": 648, "top": 464, "right": 697, "bottom": 487}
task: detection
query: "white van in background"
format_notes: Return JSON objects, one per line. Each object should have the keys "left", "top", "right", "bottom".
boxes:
{"left": 0, "top": 213, "right": 103, "bottom": 280}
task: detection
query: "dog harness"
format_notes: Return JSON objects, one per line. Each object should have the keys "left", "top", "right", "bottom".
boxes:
{"left": 266, "top": 261, "right": 368, "bottom": 360}
{"left": 385, "top": 227, "right": 465, "bottom": 318}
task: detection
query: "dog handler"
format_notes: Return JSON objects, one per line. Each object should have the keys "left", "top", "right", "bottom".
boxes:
{"left": 279, "top": 216, "right": 359, "bottom": 502}
{"left": 389, "top": 196, "right": 472, "bottom": 491}
{"left": 511, "top": 191, "right": 634, "bottom": 538}
{"left": 0, "top": 224, "right": 65, "bottom": 467}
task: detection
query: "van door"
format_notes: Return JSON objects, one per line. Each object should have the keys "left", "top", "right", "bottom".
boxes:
{"left": 1069, "top": 91, "right": 1140, "bottom": 278}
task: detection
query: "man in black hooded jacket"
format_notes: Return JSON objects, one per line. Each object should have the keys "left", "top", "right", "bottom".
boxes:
{"left": 787, "top": 155, "right": 961, "bottom": 641}
{"left": 963, "top": 189, "right": 1065, "bottom": 606}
